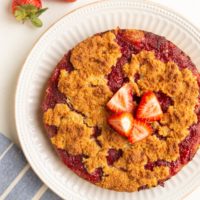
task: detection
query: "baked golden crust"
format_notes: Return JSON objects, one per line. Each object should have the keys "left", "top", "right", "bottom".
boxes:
{"left": 43, "top": 29, "right": 200, "bottom": 192}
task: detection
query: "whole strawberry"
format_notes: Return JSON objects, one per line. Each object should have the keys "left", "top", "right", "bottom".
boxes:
{"left": 12, "top": 0, "right": 47, "bottom": 27}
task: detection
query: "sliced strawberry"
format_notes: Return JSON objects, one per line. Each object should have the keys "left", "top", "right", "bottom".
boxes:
{"left": 107, "top": 83, "right": 134, "bottom": 113}
{"left": 108, "top": 112, "right": 134, "bottom": 137}
{"left": 128, "top": 119, "right": 152, "bottom": 143}
{"left": 136, "top": 91, "right": 163, "bottom": 121}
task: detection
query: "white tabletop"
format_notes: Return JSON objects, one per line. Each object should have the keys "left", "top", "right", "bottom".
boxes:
{"left": 0, "top": 0, "right": 200, "bottom": 199}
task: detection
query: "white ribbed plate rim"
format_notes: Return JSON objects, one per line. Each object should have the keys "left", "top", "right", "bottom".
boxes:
{"left": 15, "top": 0, "right": 200, "bottom": 200}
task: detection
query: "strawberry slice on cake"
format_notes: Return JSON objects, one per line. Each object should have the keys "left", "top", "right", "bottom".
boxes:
{"left": 108, "top": 112, "right": 133, "bottom": 137}
{"left": 107, "top": 84, "right": 135, "bottom": 113}
{"left": 128, "top": 119, "right": 152, "bottom": 143}
{"left": 136, "top": 91, "right": 163, "bottom": 121}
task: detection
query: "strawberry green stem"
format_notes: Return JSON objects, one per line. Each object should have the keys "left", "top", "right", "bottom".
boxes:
{"left": 14, "top": 5, "right": 47, "bottom": 27}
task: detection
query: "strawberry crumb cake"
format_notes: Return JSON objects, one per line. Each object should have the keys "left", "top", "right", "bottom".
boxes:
{"left": 42, "top": 29, "right": 200, "bottom": 192}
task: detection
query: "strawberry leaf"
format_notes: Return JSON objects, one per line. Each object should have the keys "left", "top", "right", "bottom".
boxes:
{"left": 36, "top": 8, "right": 48, "bottom": 17}
{"left": 30, "top": 16, "right": 42, "bottom": 27}
{"left": 13, "top": 4, "right": 47, "bottom": 28}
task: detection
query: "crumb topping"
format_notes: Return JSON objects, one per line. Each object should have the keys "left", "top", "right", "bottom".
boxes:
{"left": 44, "top": 104, "right": 100, "bottom": 155}
{"left": 43, "top": 30, "right": 199, "bottom": 192}
{"left": 70, "top": 31, "right": 121, "bottom": 76}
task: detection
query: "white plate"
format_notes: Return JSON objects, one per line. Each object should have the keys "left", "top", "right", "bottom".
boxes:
{"left": 15, "top": 0, "right": 200, "bottom": 199}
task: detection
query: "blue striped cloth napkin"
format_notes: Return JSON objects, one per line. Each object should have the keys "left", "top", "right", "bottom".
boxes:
{"left": 0, "top": 133, "right": 62, "bottom": 200}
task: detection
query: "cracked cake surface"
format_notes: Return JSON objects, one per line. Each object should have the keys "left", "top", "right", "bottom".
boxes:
{"left": 42, "top": 29, "right": 200, "bottom": 192}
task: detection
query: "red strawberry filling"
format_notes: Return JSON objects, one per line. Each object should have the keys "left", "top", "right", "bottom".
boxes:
{"left": 179, "top": 122, "right": 200, "bottom": 165}
{"left": 92, "top": 127, "right": 102, "bottom": 147}
{"left": 106, "top": 148, "right": 123, "bottom": 166}
{"left": 155, "top": 91, "right": 173, "bottom": 113}
{"left": 45, "top": 125, "right": 58, "bottom": 138}
{"left": 42, "top": 52, "right": 74, "bottom": 111}
{"left": 57, "top": 149, "right": 103, "bottom": 183}
{"left": 107, "top": 56, "right": 128, "bottom": 93}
